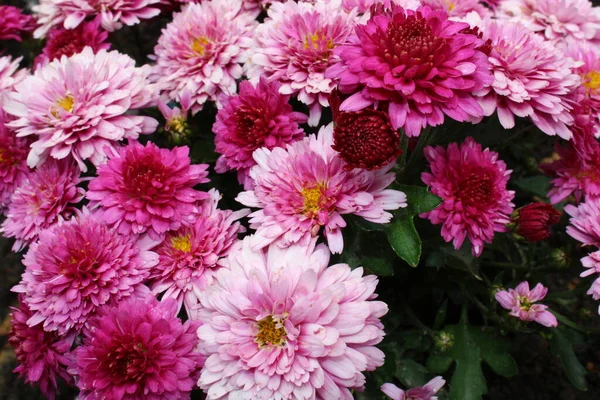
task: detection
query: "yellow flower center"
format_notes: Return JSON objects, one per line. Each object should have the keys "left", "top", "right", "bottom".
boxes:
{"left": 56, "top": 95, "right": 74, "bottom": 113}
{"left": 166, "top": 117, "right": 188, "bottom": 135}
{"left": 303, "top": 31, "right": 334, "bottom": 52}
{"left": 302, "top": 186, "right": 325, "bottom": 214}
{"left": 0, "top": 148, "right": 6, "bottom": 164}
{"left": 255, "top": 315, "right": 287, "bottom": 347}
{"left": 191, "top": 36, "right": 211, "bottom": 56}
{"left": 583, "top": 70, "right": 600, "bottom": 91}
{"left": 445, "top": 0, "right": 456, "bottom": 11}
{"left": 518, "top": 295, "right": 532, "bottom": 311}
{"left": 171, "top": 235, "right": 192, "bottom": 253}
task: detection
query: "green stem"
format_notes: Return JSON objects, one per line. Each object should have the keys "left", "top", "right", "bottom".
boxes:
{"left": 401, "top": 299, "right": 435, "bottom": 336}
{"left": 398, "top": 133, "right": 409, "bottom": 167}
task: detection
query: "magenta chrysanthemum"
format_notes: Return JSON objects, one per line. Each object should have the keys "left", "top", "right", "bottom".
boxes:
{"left": 421, "top": 137, "right": 515, "bottom": 256}
{"left": 152, "top": 1, "right": 257, "bottom": 114}
{"left": 236, "top": 123, "right": 407, "bottom": 254}
{"left": 246, "top": 0, "right": 356, "bottom": 126}
{"left": 86, "top": 141, "right": 210, "bottom": 240}
{"left": 473, "top": 18, "right": 580, "bottom": 139}
{"left": 12, "top": 211, "right": 159, "bottom": 334}
{"left": 149, "top": 189, "right": 249, "bottom": 315}
{"left": 0, "top": 6, "right": 35, "bottom": 42}
{"left": 194, "top": 237, "right": 388, "bottom": 400}
{"left": 1, "top": 159, "right": 84, "bottom": 251}
{"left": 214, "top": 77, "right": 308, "bottom": 189}
{"left": 420, "top": 0, "right": 491, "bottom": 19}
{"left": 9, "top": 299, "right": 75, "bottom": 400}
{"left": 326, "top": 5, "right": 492, "bottom": 137}
{"left": 565, "top": 198, "right": 600, "bottom": 247}
{"left": 71, "top": 295, "right": 203, "bottom": 400}
{"left": 0, "top": 109, "right": 29, "bottom": 212}
{"left": 3, "top": 48, "right": 158, "bottom": 171}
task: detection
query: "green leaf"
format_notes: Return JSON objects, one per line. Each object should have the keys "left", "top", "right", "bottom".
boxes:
{"left": 396, "top": 185, "right": 443, "bottom": 215}
{"left": 426, "top": 354, "right": 453, "bottom": 374}
{"left": 471, "top": 329, "right": 517, "bottom": 377}
{"left": 384, "top": 215, "right": 421, "bottom": 267}
{"left": 433, "top": 300, "right": 449, "bottom": 330}
{"left": 340, "top": 229, "right": 396, "bottom": 276}
{"left": 396, "top": 358, "right": 427, "bottom": 388}
{"left": 550, "top": 328, "right": 588, "bottom": 391}
{"left": 512, "top": 176, "right": 551, "bottom": 199}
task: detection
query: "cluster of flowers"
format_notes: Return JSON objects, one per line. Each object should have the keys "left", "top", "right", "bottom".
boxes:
{"left": 0, "top": 0, "right": 599, "bottom": 397}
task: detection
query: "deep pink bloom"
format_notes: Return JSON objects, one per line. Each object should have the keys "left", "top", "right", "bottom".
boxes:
{"left": 9, "top": 299, "right": 75, "bottom": 400}
{"left": 12, "top": 211, "right": 159, "bottom": 334}
{"left": 495, "top": 281, "right": 558, "bottom": 327}
{"left": 3, "top": 48, "right": 158, "bottom": 171}
{"left": 71, "top": 295, "right": 203, "bottom": 400}
{"left": 86, "top": 141, "right": 210, "bottom": 240}
{"left": 381, "top": 376, "right": 446, "bottom": 400}
{"left": 565, "top": 198, "right": 600, "bottom": 246}
{"left": 214, "top": 77, "right": 307, "bottom": 189}
{"left": 420, "top": 0, "right": 491, "bottom": 19}
{"left": 421, "top": 137, "right": 515, "bottom": 257}
{"left": 473, "top": 18, "right": 580, "bottom": 139}
{"left": 0, "top": 6, "right": 35, "bottom": 42}
{"left": 0, "top": 109, "right": 29, "bottom": 212}
{"left": 326, "top": 5, "right": 492, "bottom": 137}
{"left": 236, "top": 123, "right": 407, "bottom": 254}
{"left": 149, "top": 189, "right": 249, "bottom": 316}
{"left": 247, "top": 0, "right": 356, "bottom": 126}
{"left": 1, "top": 159, "right": 84, "bottom": 251}
{"left": 152, "top": 1, "right": 257, "bottom": 114}
{"left": 194, "top": 237, "right": 388, "bottom": 400}
{"left": 34, "top": 18, "right": 110, "bottom": 68}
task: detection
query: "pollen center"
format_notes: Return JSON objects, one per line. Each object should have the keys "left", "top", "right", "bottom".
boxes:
{"left": 191, "top": 36, "right": 211, "bottom": 56}
{"left": 255, "top": 315, "right": 287, "bottom": 347}
{"left": 583, "top": 70, "right": 600, "bottom": 91}
{"left": 445, "top": 0, "right": 456, "bottom": 11}
{"left": 302, "top": 186, "right": 324, "bottom": 214}
{"left": 518, "top": 295, "right": 532, "bottom": 311}
{"left": 171, "top": 235, "right": 192, "bottom": 253}
{"left": 55, "top": 95, "right": 75, "bottom": 114}
{"left": 303, "top": 31, "right": 334, "bottom": 52}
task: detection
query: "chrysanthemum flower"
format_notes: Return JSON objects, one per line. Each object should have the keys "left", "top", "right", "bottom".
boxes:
{"left": 1, "top": 159, "right": 84, "bottom": 251}
{"left": 194, "top": 237, "right": 388, "bottom": 400}
{"left": 214, "top": 77, "right": 307, "bottom": 188}
{"left": 152, "top": 1, "right": 257, "bottom": 114}
{"left": 12, "top": 211, "right": 159, "bottom": 334}
{"left": 0, "top": 56, "right": 28, "bottom": 103}
{"left": 34, "top": 18, "right": 110, "bottom": 68}
{"left": 33, "top": 0, "right": 161, "bottom": 37}
{"left": 511, "top": 202, "right": 561, "bottom": 242}
{"left": 326, "top": 4, "right": 492, "bottom": 137}
{"left": 581, "top": 251, "right": 600, "bottom": 312}
{"left": 0, "top": 109, "right": 29, "bottom": 212}
{"left": 421, "top": 137, "right": 515, "bottom": 257}
{"left": 565, "top": 198, "right": 600, "bottom": 246}
{"left": 158, "top": 90, "right": 193, "bottom": 145}
{"left": 381, "top": 376, "right": 446, "bottom": 400}
{"left": 149, "top": 189, "right": 249, "bottom": 315}
{"left": 0, "top": 6, "right": 35, "bottom": 42}
{"left": 564, "top": 44, "right": 600, "bottom": 135}
{"left": 420, "top": 0, "right": 491, "bottom": 19}
{"left": 236, "top": 123, "right": 407, "bottom": 254}
{"left": 71, "top": 295, "right": 203, "bottom": 400}
{"left": 473, "top": 18, "right": 581, "bottom": 139}
{"left": 3, "top": 48, "right": 158, "bottom": 171}
{"left": 497, "top": 0, "right": 600, "bottom": 49}
{"left": 9, "top": 299, "right": 75, "bottom": 400}
{"left": 86, "top": 141, "right": 210, "bottom": 240}
{"left": 495, "top": 281, "right": 558, "bottom": 327}
{"left": 247, "top": 0, "right": 356, "bottom": 126}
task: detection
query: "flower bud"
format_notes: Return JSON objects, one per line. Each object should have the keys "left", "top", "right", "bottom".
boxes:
{"left": 511, "top": 203, "right": 561, "bottom": 242}
{"left": 434, "top": 331, "right": 454, "bottom": 352}
{"left": 550, "top": 248, "right": 569, "bottom": 269}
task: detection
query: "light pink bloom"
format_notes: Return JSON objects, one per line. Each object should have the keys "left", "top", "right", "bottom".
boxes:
{"left": 149, "top": 189, "right": 249, "bottom": 316}
{"left": 421, "top": 137, "right": 515, "bottom": 257}
{"left": 0, "top": 56, "right": 28, "bottom": 104}
{"left": 581, "top": 251, "right": 600, "bottom": 310}
{"left": 3, "top": 48, "right": 158, "bottom": 171}
{"left": 86, "top": 141, "right": 210, "bottom": 240}
{"left": 0, "top": 109, "right": 29, "bottom": 212}
{"left": 381, "top": 376, "right": 446, "bottom": 400}
{"left": 214, "top": 77, "right": 307, "bottom": 189}
{"left": 247, "top": 0, "right": 356, "bottom": 126}
{"left": 495, "top": 281, "right": 558, "bottom": 327}
{"left": 565, "top": 198, "right": 600, "bottom": 246}
{"left": 420, "top": 0, "right": 491, "bottom": 19}
{"left": 1, "top": 159, "right": 84, "bottom": 251}
{"left": 12, "top": 211, "right": 159, "bottom": 334}
{"left": 71, "top": 295, "right": 203, "bottom": 400}
{"left": 236, "top": 123, "right": 407, "bottom": 254}
{"left": 152, "top": 0, "right": 257, "bottom": 114}
{"left": 194, "top": 237, "right": 388, "bottom": 400}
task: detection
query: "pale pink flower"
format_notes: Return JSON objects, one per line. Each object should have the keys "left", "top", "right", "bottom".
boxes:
{"left": 246, "top": 0, "right": 356, "bottom": 126}
{"left": 381, "top": 376, "right": 446, "bottom": 400}
{"left": 236, "top": 123, "right": 407, "bottom": 254}
{"left": 581, "top": 251, "right": 600, "bottom": 310}
{"left": 3, "top": 47, "right": 158, "bottom": 171}
{"left": 421, "top": 0, "right": 491, "bottom": 19}
{"left": 0, "top": 56, "right": 28, "bottom": 104}
{"left": 565, "top": 198, "right": 600, "bottom": 246}
{"left": 495, "top": 281, "right": 558, "bottom": 327}
{"left": 194, "top": 237, "right": 388, "bottom": 400}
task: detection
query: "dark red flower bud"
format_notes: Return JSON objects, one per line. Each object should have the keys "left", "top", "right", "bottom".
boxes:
{"left": 511, "top": 203, "right": 561, "bottom": 242}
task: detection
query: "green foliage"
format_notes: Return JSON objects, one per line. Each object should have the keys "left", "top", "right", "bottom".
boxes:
{"left": 550, "top": 328, "right": 588, "bottom": 391}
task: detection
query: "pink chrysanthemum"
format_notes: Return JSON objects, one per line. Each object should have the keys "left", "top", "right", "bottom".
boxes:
{"left": 34, "top": 18, "right": 110, "bottom": 68}
{"left": 421, "top": 137, "right": 515, "bottom": 257}
{"left": 71, "top": 295, "right": 203, "bottom": 400}
{"left": 565, "top": 198, "right": 600, "bottom": 246}
{"left": 151, "top": 1, "right": 257, "bottom": 114}
{"left": 33, "top": 0, "right": 161, "bottom": 38}
{"left": 1, "top": 159, "right": 84, "bottom": 251}
{"left": 9, "top": 299, "right": 75, "bottom": 400}
{"left": 420, "top": 0, "right": 491, "bottom": 19}
{"left": 86, "top": 141, "right": 210, "bottom": 240}
{"left": 0, "top": 109, "right": 29, "bottom": 212}
{"left": 0, "top": 6, "right": 35, "bottom": 42}
{"left": 495, "top": 281, "right": 558, "bottom": 327}
{"left": 236, "top": 123, "right": 407, "bottom": 254}
{"left": 0, "top": 56, "right": 28, "bottom": 103}
{"left": 12, "top": 211, "right": 159, "bottom": 334}
{"left": 3, "top": 48, "right": 158, "bottom": 171}
{"left": 473, "top": 18, "right": 581, "bottom": 139}
{"left": 564, "top": 44, "right": 600, "bottom": 135}
{"left": 193, "top": 237, "right": 388, "bottom": 400}
{"left": 149, "top": 189, "right": 249, "bottom": 315}
{"left": 326, "top": 5, "right": 492, "bottom": 137}
{"left": 381, "top": 376, "right": 446, "bottom": 400}
{"left": 497, "top": 0, "right": 600, "bottom": 50}
{"left": 214, "top": 77, "right": 307, "bottom": 189}
{"left": 581, "top": 251, "right": 600, "bottom": 312}
{"left": 246, "top": 0, "right": 356, "bottom": 126}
